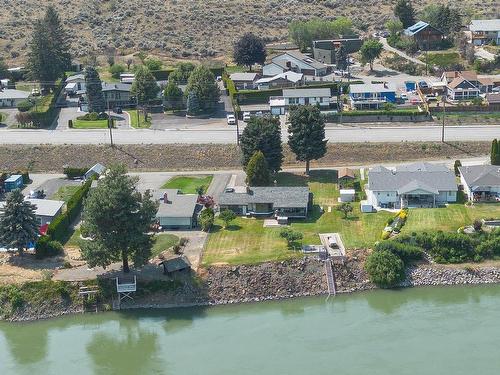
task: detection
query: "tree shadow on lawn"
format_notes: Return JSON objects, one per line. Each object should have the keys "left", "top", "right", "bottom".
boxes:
{"left": 225, "top": 224, "right": 242, "bottom": 231}
{"left": 276, "top": 170, "right": 338, "bottom": 186}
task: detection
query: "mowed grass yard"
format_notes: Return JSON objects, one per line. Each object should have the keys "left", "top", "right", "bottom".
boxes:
{"left": 162, "top": 175, "right": 213, "bottom": 194}
{"left": 73, "top": 119, "right": 109, "bottom": 129}
{"left": 204, "top": 170, "right": 500, "bottom": 266}
{"left": 50, "top": 185, "right": 80, "bottom": 202}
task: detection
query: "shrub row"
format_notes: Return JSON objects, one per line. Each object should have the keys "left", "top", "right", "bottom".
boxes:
{"left": 47, "top": 179, "right": 93, "bottom": 242}
{"left": 29, "top": 79, "right": 65, "bottom": 128}
{"left": 77, "top": 112, "right": 109, "bottom": 121}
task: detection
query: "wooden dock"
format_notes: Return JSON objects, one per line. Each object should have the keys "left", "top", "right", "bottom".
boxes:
{"left": 324, "top": 260, "right": 337, "bottom": 296}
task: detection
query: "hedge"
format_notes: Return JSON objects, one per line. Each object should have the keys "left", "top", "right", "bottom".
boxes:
{"left": 17, "top": 100, "right": 34, "bottom": 112}
{"left": 150, "top": 69, "right": 175, "bottom": 81}
{"left": 35, "top": 236, "right": 63, "bottom": 259}
{"left": 63, "top": 167, "right": 89, "bottom": 179}
{"left": 47, "top": 179, "right": 93, "bottom": 242}
{"left": 29, "top": 79, "right": 65, "bottom": 128}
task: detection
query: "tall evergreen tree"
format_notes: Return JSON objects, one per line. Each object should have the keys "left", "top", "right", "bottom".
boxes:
{"left": 80, "top": 165, "right": 158, "bottom": 273}
{"left": 394, "top": 0, "right": 416, "bottom": 28}
{"left": 84, "top": 66, "right": 106, "bottom": 113}
{"left": 246, "top": 151, "right": 271, "bottom": 186}
{"left": 492, "top": 139, "right": 500, "bottom": 166}
{"left": 131, "top": 66, "right": 160, "bottom": 104}
{"left": 186, "top": 91, "right": 201, "bottom": 115}
{"left": 233, "top": 33, "right": 267, "bottom": 70}
{"left": 287, "top": 105, "right": 327, "bottom": 174}
{"left": 335, "top": 45, "right": 348, "bottom": 71}
{"left": 164, "top": 79, "right": 184, "bottom": 110}
{"left": 240, "top": 116, "right": 283, "bottom": 173}
{"left": 0, "top": 189, "right": 39, "bottom": 256}
{"left": 27, "top": 6, "right": 71, "bottom": 88}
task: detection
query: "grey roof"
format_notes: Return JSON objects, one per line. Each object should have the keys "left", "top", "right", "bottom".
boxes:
{"left": 459, "top": 165, "right": 500, "bottom": 189}
{"left": 282, "top": 88, "right": 331, "bottom": 98}
{"left": 282, "top": 51, "right": 326, "bottom": 70}
{"left": 255, "top": 71, "right": 303, "bottom": 84}
{"left": 368, "top": 163, "right": 457, "bottom": 193}
{"left": 154, "top": 189, "right": 199, "bottom": 218}
{"left": 85, "top": 163, "right": 106, "bottom": 177}
{"left": 229, "top": 72, "right": 258, "bottom": 82}
{"left": 66, "top": 74, "right": 85, "bottom": 82}
{"left": 349, "top": 83, "right": 395, "bottom": 94}
{"left": 1, "top": 199, "right": 64, "bottom": 218}
{"left": 470, "top": 19, "right": 500, "bottom": 32}
{"left": 404, "top": 21, "right": 432, "bottom": 36}
{"left": 101, "top": 82, "right": 132, "bottom": 92}
{"left": 0, "top": 89, "right": 30, "bottom": 100}
{"left": 218, "top": 186, "right": 310, "bottom": 208}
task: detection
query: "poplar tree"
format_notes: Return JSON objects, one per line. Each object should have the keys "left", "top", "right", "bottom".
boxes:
{"left": 492, "top": 139, "right": 500, "bottom": 166}
{"left": 0, "top": 190, "right": 39, "bottom": 256}
{"left": 287, "top": 105, "right": 327, "bottom": 174}
{"left": 27, "top": 6, "right": 71, "bottom": 88}
{"left": 84, "top": 66, "right": 106, "bottom": 113}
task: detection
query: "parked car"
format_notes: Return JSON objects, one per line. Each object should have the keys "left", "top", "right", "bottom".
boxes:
{"left": 114, "top": 107, "right": 123, "bottom": 114}
{"left": 243, "top": 112, "right": 251, "bottom": 122}
{"left": 216, "top": 76, "right": 222, "bottom": 82}
{"left": 495, "top": 194, "right": 500, "bottom": 202}
{"left": 31, "top": 88, "right": 41, "bottom": 96}
{"left": 418, "top": 81, "right": 429, "bottom": 89}
{"left": 381, "top": 31, "right": 390, "bottom": 38}
{"left": 227, "top": 114, "right": 236, "bottom": 125}
{"left": 400, "top": 93, "right": 408, "bottom": 100}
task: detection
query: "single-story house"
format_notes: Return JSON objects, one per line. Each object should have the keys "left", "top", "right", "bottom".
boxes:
{"left": 366, "top": 162, "right": 458, "bottom": 209}
{"left": 255, "top": 72, "right": 304, "bottom": 90}
{"left": 0, "top": 198, "right": 65, "bottom": 226}
{"left": 218, "top": 186, "right": 312, "bottom": 219}
{"left": 264, "top": 51, "right": 328, "bottom": 77}
{"left": 65, "top": 74, "right": 86, "bottom": 95}
{"left": 85, "top": 163, "right": 106, "bottom": 180}
{"left": 4, "top": 175, "right": 23, "bottom": 192}
{"left": 338, "top": 167, "right": 355, "bottom": 187}
{"left": 312, "top": 38, "right": 363, "bottom": 65}
{"left": 485, "top": 93, "right": 500, "bottom": 105}
{"left": 0, "top": 89, "right": 30, "bottom": 107}
{"left": 159, "top": 255, "right": 191, "bottom": 276}
{"left": 459, "top": 165, "right": 500, "bottom": 202}
{"left": 404, "top": 21, "right": 444, "bottom": 49}
{"left": 269, "top": 87, "right": 333, "bottom": 115}
{"left": 349, "top": 83, "right": 396, "bottom": 110}
{"left": 469, "top": 19, "right": 500, "bottom": 46}
{"left": 229, "top": 72, "right": 260, "bottom": 90}
{"left": 120, "top": 73, "right": 135, "bottom": 84}
{"left": 101, "top": 82, "right": 134, "bottom": 107}
{"left": 154, "top": 189, "right": 202, "bottom": 229}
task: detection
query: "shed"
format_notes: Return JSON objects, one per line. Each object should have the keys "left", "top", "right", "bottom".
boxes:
{"left": 339, "top": 189, "right": 356, "bottom": 202}
{"left": 338, "top": 167, "right": 355, "bottom": 188}
{"left": 4, "top": 175, "right": 23, "bottom": 192}
{"left": 84, "top": 163, "right": 106, "bottom": 180}
{"left": 159, "top": 256, "right": 191, "bottom": 276}
{"left": 360, "top": 200, "right": 374, "bottom": 213}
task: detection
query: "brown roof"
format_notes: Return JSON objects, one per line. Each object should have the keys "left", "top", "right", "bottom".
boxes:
{"left": 486, "top": 93, "right": 500, "bottom": 104}
{"left": 478, "top": 77, "right": 494, "bottom": 86}
{"left": 443, "top": 70, "right": 478, "bottom": 83}
{"left": 338, "top": 167, "right": 355, "bottom": 179}
{"left": 448, "top": 77, "right": 468, "bottom": 89}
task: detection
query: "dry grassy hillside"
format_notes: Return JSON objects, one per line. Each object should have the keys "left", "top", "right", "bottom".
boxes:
{"left": 0, "top": 0, "right": 496, "bottom": 63}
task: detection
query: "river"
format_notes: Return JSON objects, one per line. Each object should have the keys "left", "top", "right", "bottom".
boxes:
{"left": 1, "top": 284, "right": 500, "bottom": 374}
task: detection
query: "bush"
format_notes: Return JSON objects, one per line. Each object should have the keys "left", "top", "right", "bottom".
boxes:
{"left": 429, "top": 232, "right": 475, "bottom": 263}
{"left": 17, "top": 100, "right": 34, "bottom": 112}
{"left": 199, "top": 208, "right": 215, "bottom": 231}
{"left": 374, "top": 241, "right": 423, "bottom": 264}
{"left": 35, "top": 236, "right": 63, "bottom": 259}
{"left": 365, "top": 250, "right": 405, "bottom": 288}
{"left": 68, "top": 119, "right": 73, "bottom": 128}
{"left": 63, "top": 167, "right": 88, "bottom": 179}
{"left": 109, "top": 64, "right": 126, "bottom": 79}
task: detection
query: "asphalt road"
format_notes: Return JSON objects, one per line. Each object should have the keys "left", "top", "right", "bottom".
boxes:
{"left": 0, "top": 124, "right": 498, "bottom": 144}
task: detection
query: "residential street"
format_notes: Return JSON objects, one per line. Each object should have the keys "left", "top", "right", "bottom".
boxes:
{"left": 0, "top": 124, "right": 498, "bottom": 144}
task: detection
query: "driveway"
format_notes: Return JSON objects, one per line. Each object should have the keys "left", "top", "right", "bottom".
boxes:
{"left": 380, "top": 37, "right": 426, "bottom": 65}
{"left": 22, "top": 173, "right": 80, "bottom": 198}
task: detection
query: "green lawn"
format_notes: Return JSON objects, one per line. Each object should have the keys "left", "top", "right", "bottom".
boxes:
{"left": 73, "top": 119, "right": 109, "bottom": 129}
{"left": 0, "top": 112, "right": 6, "bottom": 123}
{"left": 162, "top": 175, "right": 213, "bottom": 194}
{"left": 151, "top": 233, "right": 179, "bottom": 258}
{"left": 50, "top": 185, "right": 80, "bottom": 202}
{"left": 420, "top": 51, "right": 461, "bottom": 69}
{"left": 128, "top": 109, "right": 152, "bottom": 128}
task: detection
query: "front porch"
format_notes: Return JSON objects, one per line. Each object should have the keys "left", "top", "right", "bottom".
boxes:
{"left": 400, "top": 193, "right": 437, "bottom": 208}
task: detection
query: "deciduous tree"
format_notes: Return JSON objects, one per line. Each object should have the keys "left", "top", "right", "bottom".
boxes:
{"left": 131, "top": 66, "right": 160, "bottom": 104}
{"left": 280, "top": 228, "right": 303, "bottom": 249}
{"left": 219, "top": 209, "right": 236, "bottom": 229}
{"left": 0, "top": 189, "right": 39, "bottom": 256}
{"left": 80, "top": 165, "right": 158, "bottom": 273}
{"left": 365, "top": 250, "right": 405, "bottom": 288}
{"left": 169, "top": 62, "right": 196, "bottom": 84}
{"left": 360, "top": 39, "right": 383, "bottom": 71}
{"left": 240, "top": 116, "right": 283, "bottom": 172}
{"left": 287, "top": 105, "right": 327, "bottom": 174}
{"left": 185, "top": 65, "right": 220, "bottom": 113}
{"left": 337, "top": 202, "right": 353, "bottom": 219}
{"left": 245, "top": 151, "right": 271, "bottom": 186}
{"left": 233, "top": 33, "right": 266, "bottom": 69}
{"left": 199, "top": 208, "right": 215, "bottom": 232}
{"left": 164, "top": 79, "right": 184, "bottom": 110}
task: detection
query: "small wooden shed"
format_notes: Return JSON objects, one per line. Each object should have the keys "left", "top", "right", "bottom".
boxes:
{"left": 338, "top": 168, "right": 355, "bottom": 188}
{"left": 159, "top": 256, "right": 191, "bottom": 276}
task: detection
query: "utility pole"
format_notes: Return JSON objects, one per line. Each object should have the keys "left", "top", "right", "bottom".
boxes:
{"left": 441, "top": 95, "right": 446, "bottom": 143}
{"left": 107, "top": 99, "right": 114, "bottom": 146}
{"left": 236, "top": 118, "right": 240, "bottom": 145}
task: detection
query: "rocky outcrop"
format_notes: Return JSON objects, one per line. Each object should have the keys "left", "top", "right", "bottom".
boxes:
{"left": 403, "top": 265, "right": 500, "bottom": 287}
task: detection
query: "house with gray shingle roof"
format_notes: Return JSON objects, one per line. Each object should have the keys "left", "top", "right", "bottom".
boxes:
{"left": 459, "top": 165, "right": 500, "bottom": 202}
{"left": 218, "top": 186, "right": 312, "bottom": 218}
{"left": 153, "top": 189, "right": 202, "bottom": 229}
{"left": 366, "top": 162, "right": 458, "bottom": 209}
{"left": 263, "top": 51, "right": 328, "bottom": 77}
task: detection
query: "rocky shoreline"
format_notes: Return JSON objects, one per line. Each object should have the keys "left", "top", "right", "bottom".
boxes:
{"left": 5, "top": 257, "right": 500, "bottom": 322}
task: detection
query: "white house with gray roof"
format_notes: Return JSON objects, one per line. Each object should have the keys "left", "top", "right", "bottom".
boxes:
{"left": 0, "top": 89, "right": 30, "bottom": 107}
{"left": 154, "top": 189, "right": 202, "bottom": 229}
{"left": 229, "top": 72, "right": 260, "bottom": 90}
{"left": 263, "top": 51, "right": 328, "bottom": 77}
{"left": 459, "top": 165, "right": 500, "bottom": 202}
{"left": 218, "top": 186, "right": 311, "bottom": 218}
{"left": 366, "top": 162, "right": 457, "bottom": 209}
{"left": 269, "top": 87, "right": 333, "bottom": 115}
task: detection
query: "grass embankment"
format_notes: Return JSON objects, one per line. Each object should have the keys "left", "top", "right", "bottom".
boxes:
{"left": 420, "top": 51, "right": 462, "bottom": 69}
{"left": 73, "top": 119, "right": 109, "bottom": 129}
{"left": 162, "top": 175, "right": 213, "bottom": 194}
{"left": 51, "top": 185, "right": 81, "bottom": 202}
{"left": 204, "top": 170, "right": 500, "bottom": 266}
{"left": 128, "top": 109, "right": 152, "bottom": 128}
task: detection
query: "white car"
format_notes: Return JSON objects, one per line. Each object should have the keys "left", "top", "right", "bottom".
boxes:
{"left": 227, "top": 114, "right": 236, "bottom": 125}
{"left": 243, "top": 112, "right": 251, "bottom": 122}
{"left": 400, "top": 93, "right": 408, "bottom": 100}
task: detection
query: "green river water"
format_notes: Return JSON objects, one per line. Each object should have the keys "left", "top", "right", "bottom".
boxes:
{"left": 2, "top": 284, "right": 500, "bottom": 374}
